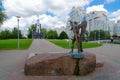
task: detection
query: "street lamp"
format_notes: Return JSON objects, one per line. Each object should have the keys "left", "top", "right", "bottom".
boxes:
{"left": 99, "top": 30, "right": 100, "bottom": 40}
{"left": 95, "top": 31, "right": 96, "bottom": 41}
{"left": 16, "top": 16, "right": 20, "bottom": 48}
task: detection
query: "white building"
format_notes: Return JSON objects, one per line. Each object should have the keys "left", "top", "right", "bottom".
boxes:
{"left": 115, "top": 20, "right": 120, "bottom": 36}
{"left": 66, "top": 7, "right": 118, "bottom": 38}
{"left": 108, "top": 20, "right": 116, "bottom": 36}
{"left": 87, "top": 11, "right": 108, "bottom": 32}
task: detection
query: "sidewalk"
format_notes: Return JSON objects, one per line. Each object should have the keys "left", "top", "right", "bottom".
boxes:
{"left": 28, "top": 39, "right": 68, "bottom": 53}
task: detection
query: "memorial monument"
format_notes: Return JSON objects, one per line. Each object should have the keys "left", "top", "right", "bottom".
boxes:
{"left": 32, "top": 19, "right": 44, "bottom": 39}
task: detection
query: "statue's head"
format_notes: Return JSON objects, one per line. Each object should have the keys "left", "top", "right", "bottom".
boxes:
{"left": 69, "top": 20, "right": 73, "bottom": 25}
{"left": 74, "top": 21, "right": 77, "bottom": 25}
{"left": 69, "top": 20, "right": 72, "bottom": 23}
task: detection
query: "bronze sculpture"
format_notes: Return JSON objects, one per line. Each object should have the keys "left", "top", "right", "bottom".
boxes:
{"left": 70, "top": 17, "right": 87, "bottom": 53}
{"left": 70, "top": 17, "right": 87, "bottom": 75}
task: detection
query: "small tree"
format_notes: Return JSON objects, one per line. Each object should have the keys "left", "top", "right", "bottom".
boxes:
{"left": 104, "top": 31, "right": 110, "bottom": 39}
{"left": 27, "top": 24, "right": 36, "bottom": 38}
{"left": 89, "top": 30, "right": 110, "bottom": 40}
{"left": 0, "top": 29, "right": 12, "bottom": 39}
{"left": 47, "top": 30, "right": 58, "bottom": 39}
{"left": 58, "top": 31, "right": 68, "bottom": 39}
{"left": 11, "top": 27, "right": 18, "bottom": 39}
{"left": 112, "top": 34, "right": 118, "bottom": 39}
{"left": 41, "top": 28, "right": 47, "bottom": 38}
{"left": 11, "top": 27, "right": 23, "bottom": 39}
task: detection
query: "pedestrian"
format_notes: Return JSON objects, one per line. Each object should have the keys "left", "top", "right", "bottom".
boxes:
{"left": 110, "top": 37, "right": 114, "bottom": 43}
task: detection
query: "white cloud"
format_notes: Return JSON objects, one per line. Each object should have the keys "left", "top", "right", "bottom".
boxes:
{"left": 105, "top": 0, "right": 116, "bottom": 3}
{"left": 2, "top": 14, "right": 67, "bottom": 30}
{"left": 1, "top": 0, "right": 93, "bottom": 37}
{"left": 3, "top": 0, "right": 92, "bottom": 17}
{"left": 110, "top": 9, "right": 120, "bottom": 18}
{"left": 86, "top": 4, "right": 108, "bottom": 13}
{"left": 39, "top": 14, "right": 67, "bottom": 29}
{"left": 109, "top": 9, "right": 120, "bottom": 21}
{"left": 2, "top": 0, "right": 92, "bottom": 33}
{"left": 3, "top": 0, "right": 46, "bottom": 17}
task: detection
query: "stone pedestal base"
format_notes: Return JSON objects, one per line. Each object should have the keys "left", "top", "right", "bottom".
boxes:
{"left": 24, "top": 52, "right": 96, "bottom": 76}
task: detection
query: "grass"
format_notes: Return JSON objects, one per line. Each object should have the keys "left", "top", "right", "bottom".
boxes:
{"left": 48, "top": 39, "right": 103, "bottom": 49}
{"left": 0, "top": 39, "right": 33, "bottom": 50}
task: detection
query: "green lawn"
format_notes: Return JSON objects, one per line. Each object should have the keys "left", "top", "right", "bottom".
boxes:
{"left": 48, "top": 39, "right": 103, "bottom": 49}
{"left": 0, "top": 39, "right": 33, "bottom": 50}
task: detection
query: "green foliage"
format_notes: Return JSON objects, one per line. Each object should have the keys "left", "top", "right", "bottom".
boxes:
{"left": 47, "top": 30, "right": 58, "bottom": 39}
{"left": 0, "top": 10, "right": 6, "bottom": 25}
{"left": 12, "top": 28, "right": 18, "bottom": 38}
{"left": 0, "top": 29, "right": 12, "bottom": 39}
{"left": 0, "top": 39, "right": 33, "bottom": 50}
{"left": 11, "top": 27, "right": 23, "bottom": 39}
{"left": 112, "top": 34, "right": 118, "bottom": 38}
{"left": 41, "top": 28, "right": 47, "bottom": 38}
{"left": 89, "top": 30, "right": 110, "bottom": 40}
{"left": 58, "top": 31, "right": 68, "bottom": 39}
{"left": 0, "top": 28, "right": 23, "bottom": 39}
{"left": 48, "top": 39, "right": 103, "bottom": 49}
{"left": 104, "top": 31, "right": 110, "bottom": 39}
{"left": 27, "top": 24, "right": 36, "bottom": 38}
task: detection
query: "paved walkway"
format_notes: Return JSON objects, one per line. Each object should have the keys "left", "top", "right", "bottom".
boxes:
{"left": 0, "top": 50, "right": 28, "bottom": 80}
{"left": 28, "top": 39, "right": 68, "bottom": 53}
{"left": 0, "top": 39, "right": 120, "bottom": 80}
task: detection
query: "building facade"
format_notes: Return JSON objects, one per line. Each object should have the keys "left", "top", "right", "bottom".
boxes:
{"left": 87, "top": 11, "right": 108, "bottom": 32}
{"left": 115, "top": 20, "right": 120, "bottom": 36}
{"left": 66, "top": 7, "right": 119, "bottom": 38}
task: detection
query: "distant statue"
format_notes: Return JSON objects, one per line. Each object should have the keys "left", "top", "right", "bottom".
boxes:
{"left": 36, "top": 19, "right": 41, "bottom": 34}
{"left": 70, "top": 16, "right": 87, "bottom": 53}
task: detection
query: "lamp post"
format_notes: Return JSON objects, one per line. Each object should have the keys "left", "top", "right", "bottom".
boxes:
{"left": 95, "top": 31, "right": 96, "bottom": 41}
{"left": 99, "top": 30, "right": 100, "bottom": 40}
{"left": 16, "top": 16, "right": 20, "bottom": 48}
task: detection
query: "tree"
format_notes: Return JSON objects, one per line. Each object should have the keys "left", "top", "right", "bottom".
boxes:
{"left": 112, "top": 34, "right": 118, "bottom": 39}
{"left": 58, "top": 31, "right": 68, "bottom": 39}
{"left": 47, "top": 30, "right": 58, "bottom": 39}
{"left": 11, "top": 27, "right": 18, "bottom": 39}
{"left": 41, "top": 28, "right": 47, "bottom": 38}
{"left": 27, "top": 24, "right": 36, "bottom": 38}
{"left": 89, "top": 30, "right": 96, "bottom": 40}
{"left": 11, "top": 27, "right": 23, "bottom": 39}
{"left": 0, "top": 27, "right": 23, "bottom": 39}
{"left": 0, "top": 9, "right": 6, "bottom": 26}
{"left": 104, "top": 31, "right": 110, "bottom": 39}
{"left": 89, "top": 30, "right": 110, "bottom": 40}
{"left": 0, "top": 29, "right": 12, "bottom": 39}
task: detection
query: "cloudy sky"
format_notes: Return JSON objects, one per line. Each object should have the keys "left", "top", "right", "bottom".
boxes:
{"left": 0, "top": 0, "right": 120, "bottom": 35}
